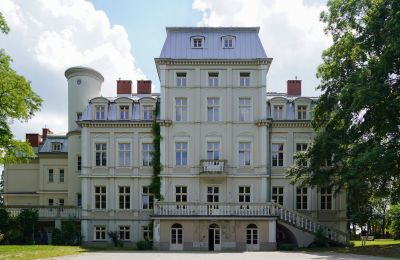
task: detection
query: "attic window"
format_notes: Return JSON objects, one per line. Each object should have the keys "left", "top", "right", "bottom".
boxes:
{"left": 222, "top": 36, "right": 235, "bottom": 48}
{"left": 52, "top": 142, "right": 62, "bottom": 151}
{"left": 192, "top": 38, "right": 203, "bottom": 48}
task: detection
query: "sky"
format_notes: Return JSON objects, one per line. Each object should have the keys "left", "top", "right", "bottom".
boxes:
{"left": 0, "top": 0, "right": 330, "bottom": 141}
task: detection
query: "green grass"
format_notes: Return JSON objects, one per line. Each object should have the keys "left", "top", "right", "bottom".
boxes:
{"left": 352, "top": 239, "right": 400, "bottom": 247}
{"left": 0, "top": 245, "right": 89, "bottom": 260}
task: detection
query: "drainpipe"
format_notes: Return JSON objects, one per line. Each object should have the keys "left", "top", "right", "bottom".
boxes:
{"left": 267, "top": 121, "right": 272, "bottom": 202}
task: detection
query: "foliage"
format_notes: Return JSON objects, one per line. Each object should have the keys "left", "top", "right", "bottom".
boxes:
{"left": 0, "top": 232, "right": 3, "bottom": 242}
{"left": 0, "top": 208, "right": 10, "bottom": 234}
{"left": 388, "top": 204, "right": 400, "bottom": 239}
{"left": 16, "top": 209, "right": 38, "bottom": 244}
{"left": 107, "top": 231, "right": 122, "bottom": 247}
{"left": 313, "top": 228, "right": 328, "bottom": 247}
{"left": 150, "top": 98, "right": 162, "bottom": 200}
{"left": 61, "top": 220, "right": 81, "bottom": 245}
{"left": 136, "top": 239, "right": 153, "bottom": 250}
{"left": 286, "top": 0, "right": 400, "bottom": 224}
{"left": 51, "top": 228, "right": 63, "bottom": 245}
{"left": 0, "top": 12, "right": 42, "bottom": 164}
{"left": 0, "top": 245, "right": 89, "bottom": 260}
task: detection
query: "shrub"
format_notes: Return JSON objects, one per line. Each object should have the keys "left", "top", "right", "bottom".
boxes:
{"left": 6, "top": 227, "right": 24, "bottom": 244}
{"left": 0, "top": 209, "right": 10, "bottom": 233}
{"left": 388, "top": 204, "right": 400, "bottom": 239}
{"left": 108, "top": 231, "right": 121, "bottom": 247}
{"left": 277, "top": 243, "right": 297, "bottom": 250}
{"left": 313, "top": 228, "right": 328, "bottom": 247}
{"left": 16, "top": 209, "right": 38, "bottom": 244}
{"left": 136, "top": 239, "right": 153, "bottom": 250}
{"left": 62, "top": 220, "right": 81, "bottom": 245}
{"left": 0, "top": 231, "right": 4, "bottom": 242}
{"left": 52, "top": 228, "right": 63, "bottom": 245}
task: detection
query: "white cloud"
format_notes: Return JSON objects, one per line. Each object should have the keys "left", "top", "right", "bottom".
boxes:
{"left": 192, "top": 0, "right": 331, "bottom": 96}
{"left": 0, "top": 0, "right": 145, "bottom": 139}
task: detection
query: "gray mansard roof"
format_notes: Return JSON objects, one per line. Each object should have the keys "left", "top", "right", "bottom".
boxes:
{"left": 159, "top": 27, "right": 268, "bottom": 60}
{"left": 39, "top": 135, "right": 68, "bottom": 153}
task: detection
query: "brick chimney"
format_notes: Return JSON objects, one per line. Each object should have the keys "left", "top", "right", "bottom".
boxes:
{"left": 137, "top": 80, "right": 152, "bottom": 95}
{"left": 117, "top": 80, "right": 132, "bottom": 96}
{"left": 287, "top": 79, "right": 301, "bottom": 96}
{"left": 26, "top": 133, "right": 42, "bottom": 147}
{"left": 42, "top": 128, "right": 53, "bottom": 142}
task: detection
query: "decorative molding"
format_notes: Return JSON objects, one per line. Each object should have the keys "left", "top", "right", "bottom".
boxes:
{"left": 255, "top": 119, "right": 272, "bottom": 126}
{"left": 272, "top": 121, "right": 312, "bottom": 128}
{"left": 155, "top": 58, "right": 273, "bottom": 66}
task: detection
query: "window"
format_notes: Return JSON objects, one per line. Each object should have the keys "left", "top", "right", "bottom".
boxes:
{"left": 222, "top": 37, "right": 234, "bottom": 48}
{"left": 119, "top": 226, "right": 130, "bottom": 240}
{"left": 142, "top": 186, "right": 154, "bottom": 209}
{"left": 239, "top": 98, "right": 251, "bottom": 121}
{"left": 273, "top": 105, "right": 284, "bottom": 120}
{"left": 175, "top": 186, "right": 187, "bottom": 203}
{"left": 321, "top": 156, "right": 333, "bottom": 167}
{"left": 321, "top": 187, "right": 333, "bottom": 210}
{"left": 95, "top": 186, "right": 106, "bottom": 209}
{"left": 207, "top": 186, "right": 219, "bottom": 203}
{"left": 142, "top": 143, "right": 154, "bottom": 166}
{"left": 176, "top": 72, "right": 187, "bottom": 87}
{"left": 143, "top": 105, "right": 153, "bottom": 120}
{"left": 240, "top": 72, "right": 250, "bottom": 86}
{"left": 95, "top": 105, "right": 105, "bottom": 120}
{"left": 58, "top": 198, "right": 64, "bottom": 206}
{"left": 175, "top": 98, "right": 188, "bottom": 121}
{"left": 94, "top": 226, "right": 106, "bottom": 240}
{"left": 296, "top": 143, "right": 308, "bottom": 166}
{"left": 95, "top": 143, "right": 107, "bottom": 166}
{"left": 272, "top": 186, "right": 284, "bottom": 205}
{"left": 48, "top": 169, "right": 54, "bottom": 183}
{"left": 239, "top": 142, "right": 251, "bottom": 166}
{"left": 77, "top": 156, "right": 81, "bottom": 171}
{"left": 207, "top": 98, "right": 220, "bottom": 121}
{"left": 77, "top": 194, "right": 82, "bottom": 206}
{"left": 119, "top": 186, "right": 130, "bottom": 209}
{"left": 118, "top": 143, "right": 131, "bottom": 167}
{"left": 296, "top": 187, "right": 308, "bottom": 210}
{"left": 207, "top": 142, "right": 220, "bottom": 160}
{"left": 77, "top": 112, "right": 82, "bottom": 121}
{"left": 192, "top": 38, "right": 203, "bottom": 48}
{"left": 119, "top": 105, "right": 129, "bottom": 120}
{"left": 272, "top": 143, "right": 284, "bottom": 167}
{"left": 246, "top": 224, "right": 258, "bottom": 245}
{"left": 48, "top": 198, "right": 54, "bottom": 206}
{"left": 239, "top": 186, "right": 251, "bottom": 203}
{"left": 297, "top": 105, "right": 307, "bottom": 120}
{"left": 143, "top": 226, "right": 152, "bottom": 241}
{"left": 208, "top": 72, "right": 219, "bottom": 87}
{"left": 175, "top": 142, "right": 188, "bottom": 166}
{"left": 59, "top": 169, "right": 64, "bottom": 183}
{"left": 52, "top": 142, "right": 62, "bottom": 151}
{"left": 171, "top": 223, "right": 183, "bottom": 244}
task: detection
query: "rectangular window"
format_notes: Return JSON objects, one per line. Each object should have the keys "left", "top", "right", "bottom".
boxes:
{"left": 48, "top": 169, "right": 54, "bottom": 183}
{"left": 143, "top": 226, "right": 152, "bottom": 241}
{"left": 142, "top": 186, "right": 154, "bottom": 209}
{"left": 207, "top": 186, "right": 219, "bottom": 203}
{"left": 207, "top": 142, "right": 220, "bottom": 160}
{"left": 118, "top": 143, "right": 131, "bottom": 167}
{"left": 207, "top": 97, "right": 220, "bottom": 121}
{"left": 176, "top": 72, "right": 187, "bottom": 87}
{"left": 94, "top": 226, "right": 106, "bottom": 240}
{"left": 119, "top": 105, "right": 129, "bottom": 120}
{"left": 175, "top": 142, "right": 188, "bottom": 166}
{"left": 77, "top": 156, "right": 81, "bottom": 171}
{"left": 208, "top": 72, "right": 219, "bottom": 87}
{"left": 273, "top": 105, "right": 284, "bottom": 120}
{"left": 321, "top": 187, "right": 333, "bottom": 210}
{"left": 119, "top": 186, "right": 130, "bottom": 210}
{"left": 296, "top": 143, "right": 308, "bottom": 166}
{"left": 95, "top": 105, "right": 105, "bottom": 120}
{"left": 95, "top": 186, "right": 106, "bottom": 209}
{"left": 296, "top": 187, "right": 308, "bottom": 210}
{"left": 59, "top": 169, "right": 64, "bottom": 183}
{"left": 193, "top": 38, "right": 203, "bottom": 48}
{"left": 143, "top": 105, "right": 153, "bottom": 120}
{"left": 77, "top": 112, "right": 82, "bottom": 121}
{"left": 175, "top": 98, "right": 188, "bottom": 121}
{"left": 297, "top": 105, "right": 307, "bottom": 120}
{"left": 239, "top": 186, "right": 251, "bottom": 203}
{"left": 77, "top": 194, "right": 82, "bottom": 206}
{"left": 272, "top": 143, "right": 284, "bottom": 167}
{"left": 142, "top": 143, "right": 154, "bottom": 166}
{"left": 59, "top": 198, "right": 64, "bottom": 206}
{"left": 95, "top": 143, "right": 107, "bottom": 166}
{"left": 175, "top": 186, "right": 188, "bottom": 203}
{"left": 272, "top": 186, "right": 284, "bottom": 205}
{"left": 48, "top": 198, "right": 54, "bottom": 206}
{"left": 239, "top": 142, "right": 251, "bottom": 166}
{"left": 52, "top": 142, "right": 61, "bottom": 151}
{"left": 119, "top": 226, "right": 130, "bottom": 240}
{"left": 239, "top": 98, "right": 251, "bottom": 121}
{"left": 223, "top": 38, "right": 233, "bottom": 48}
{"left": 240, "top": 72, "right": 250, "bottom": 86}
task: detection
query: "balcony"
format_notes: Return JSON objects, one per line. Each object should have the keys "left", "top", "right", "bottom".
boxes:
{"left": 2, "top": 206, "right": 81, "bottom": 220}
{"left": 200, "top": 160, "right": 226, "bottom": 173}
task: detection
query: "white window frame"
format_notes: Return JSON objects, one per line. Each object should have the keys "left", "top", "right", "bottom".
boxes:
{"left": 94, "top": 185, "right": 107, "bottom": 210}
{"left": 239, "top": 142, "right": 251, "bottom": 166}
{"left": 238, "top": 186, "right": 251, "bottom": 203}
{"left": 175, "top": 142, "right": 188, "bottom": 166}
{"left": 59, "top": 169, "right": 64, "bottom": 183}
{"left": 94, "top": 142, "right": 107, "bottom": 167}
{"left": 118, "top": 143, "right": 131, "bottom": 167}
{"left": 222, "top": 36, "right": 235, "bottom": 49}
{"left": 143, "top": 105, "right": 153, "bottom": 120}
{"left": 206, "top": 186, "right": 220, "bottom": 203}
{"left": 192, "top": 37, "right": 203, "bottom": 48}
{"left": 142, "top": 186, "right": 154, "bottom": 210}
{"left": 52, "top": 142, "right": 62, "bottom": 151}
{"left": 239, "top": 97, "right": 252, "bottom": 122}
{"left": 246, "top": 224, "right": 259, "bottom": 245}
{"left": 48, "top": 169, "right": 54, "bottom": 183}
{"left": 208, "top": 72, "right": 219, "bottom": 87}
{"left": 297, "top": 105, "right": 308, "bottom": 120}
{"left": 239, "top": 72, "right": 250, "bottom": 86}
{"left": 118, "top": 185, "right": 131, "bottom": 210}
{"left": 207, "top": 97, "right": 220, "bottom": 122}
{"left": 320, "top": 187, "right": 334, "bottom": 210}
{"left": 95, "top": 105, "right": 106, "bottom": 120}
{"left": 176, "top": 72, "right": 187, "bottom": 87}
{"left": 296, "top": 187, "right": 308, "bottom": 210}
{"left": 272, "top": 186, "right": 284, "bottom": 206}
{"left": 206, "top": 141, "right": 220, "bottom": 160}
{"left": 142, "top": 143, "right": 154, "bottom": 167}
{"left": 94, "top": 226, "right": 106, "bottom": 241}
{"left": 272, "top": 143, "right": 284, "bottom": 167}
{"left": 273, "top": 105, "right": 284, "bottom": 120}
{"left": 175, "top": 186, "right": 188, "bottom": 203}
{"left": 118, "top": 225, "right": 130, "bottom": 241}
{"left": 119, "top": 105, "right": 130, "bottom": 120}
{"left": 142, "top": 225, "right": 152, "bottom": 241}
{"left": 171, "top": 223, "right": 183, "bottom": 245}
{"left": 175, "top": 97, "right": 188, "bottom": 121}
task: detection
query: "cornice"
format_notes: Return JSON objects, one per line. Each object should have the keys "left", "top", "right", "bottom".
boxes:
{"left": 155, "top": 58, "right": 273, "bottom": 66}
{"left": 272, "top": 120, "right": 312, "bottom": 128}
{"left": 255, "top": 119, "right": 272, "bottom": 126}
{"left": 77, "top": 120, "right": 172, "bottom": 128}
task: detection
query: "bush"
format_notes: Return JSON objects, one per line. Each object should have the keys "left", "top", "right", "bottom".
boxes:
{"left": 136, "top": 239, "right": 153, "bottom": 250}
{"left": 0, "top": 209, "right": 10, "bottom": 233}
{"left": 16, "top": 209, "right": 38, "bottom": 244}
{"left": 62, "top": 220, "right": 81, "bottom": 245}
{"left": 277, "top": 243, "right": 297, "bottom": 250}
{"left": 0, "top": 232, "right": 4, "bottom": 243}
{"left": 388, "top": 204, "right": 400, "bottom": 239}
{"left": 52, "top": 228, "right": 63, "bottom": 245}
{"left": 108, "top": 231, "right": 122, "bottom": 247}
{"left": 6, "top": 227, "right": 24, "bottom": 244}
{"left": 313, "top": 228, "right": 328, "bottom": 247}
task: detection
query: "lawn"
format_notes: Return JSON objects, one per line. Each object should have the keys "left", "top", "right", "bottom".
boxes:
{"left": 0, "top": 245, "right": 89, "bottom": 260}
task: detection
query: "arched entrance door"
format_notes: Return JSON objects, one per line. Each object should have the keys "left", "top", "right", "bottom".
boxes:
{"left": 208, "top": 223, "right": 221, "bottom": 251}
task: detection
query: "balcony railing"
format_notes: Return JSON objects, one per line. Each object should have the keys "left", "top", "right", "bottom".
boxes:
{"left": 2, "top": 206, "right": 81, "bottom": 220}
{"left": 200, "top": 160, "right": 226, "bottom": 173}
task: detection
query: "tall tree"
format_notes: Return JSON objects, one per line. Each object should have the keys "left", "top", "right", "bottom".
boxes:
{"left": 0, "top": 12, "right": 42, "bottom": 163}
{"left": 287, "top": 0, "right": 400, "bottom": 218}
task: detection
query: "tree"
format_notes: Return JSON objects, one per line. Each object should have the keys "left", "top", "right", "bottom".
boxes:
{"left": 0, "top": 12, "right": 42, "bottom": 163}
{"left": 286, "top": 0, "right": 400, "bottom": 222}
{"left": 388, "top": 204, "right": 400, "bottom": 239}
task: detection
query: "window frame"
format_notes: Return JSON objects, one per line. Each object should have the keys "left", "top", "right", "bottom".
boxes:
{"left": 175, "top": 97, "right": 188, "bottom": 121}
{"left": 94, "top": 226, "right": 106, "bottom": 241}
{"left": 119, "top": 105, "right": 130, "bottom": 120}
{"left": 118, "top": 186, "right": 131, "bottom": 210}
{"left": 48, "top": 169, "right": 54, "bottom": 183}
{"left": 296, "top": 187, "right": 308, "bottom": 210}
{"left": 94, "top": 143, "right": 107, "bottom": 167}
{"left": 94, "top": 185, "right": 107, "bottom": 210}
{"left": 208, "top": 72, "right": 219, "bottom": 87}
{"left": 171, "top": 223, "right": 183, "bottom": 245}
{"left": 320, "top": 187, "right": 333, "bottom": 210}
{"left": 239, "top": 97, "right": 252, "bottom": 122}
{"left": 143, "top": 105, "right": 154, "bottom": 120}
{"left": 175, "top": 186, "right": 188, "bottom": 203}
{"left": 207, "top": 97, "right": 220, "bottom": 122}
{"left": 239, "top": 72, "right": 250, "bottom": 86}
{"left": 238, "top": 186, "right": 251, "bottom": 203}
{"left": 297, "top": 105, "right": 308, "bottom": 120}
{"left": 239, "top": 142, "right": 251, "bottom": 166}
{"left": 222, "top": 36, "right": 235, "bottom": 49}
{"left": 206, "top": 141, "right": 220, "bottom": 160}
{"left": 59, "top": 169, "right": 64, "bottom": 183}
{"left": 246, "top": 224, "right": 259, "bottom": 245}
{"left": 272, "top": 186, "right": 284, "bottom": 206}
{"left": 52, "top": 142, "right": 62, "bottom": 152}
{"left": 118, "top": 143, "right": 131, "bottom": 167}
{"left": 176, "top": 72, "right": 187, "bottom": 87}
{"left": 175, "top": 142, "right": 188, "bottom": 166}
{"left": 192, "top": 37, "right": 204, "bottom": 48}
{"left": 142, "top": 186, "right": 154, "bottom": 210}
{"left": 95, "top": 105, "right": 106, "bottom": 120}
{"left": 273, "top": 105, "right": 284, "bottom": 120}
{"left": 272, "top": 143, "right": 284, "bottom": 167}
{"left": 118, "top": 225, "right": 130, "bottom": 241}
{"left": 142, "top": 143, "right": 154, "bottom": 167}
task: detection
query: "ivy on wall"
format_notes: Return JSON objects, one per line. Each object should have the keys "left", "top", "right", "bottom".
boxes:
{"left": 150, "top": 98, "right": 162, "bottom": 200}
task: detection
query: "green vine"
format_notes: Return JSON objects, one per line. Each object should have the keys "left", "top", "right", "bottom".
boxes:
{"left": 150, "top": 98, "right": 162, "bottom": 200}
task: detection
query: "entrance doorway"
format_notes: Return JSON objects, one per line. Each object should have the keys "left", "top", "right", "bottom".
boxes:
{"left": 208, "top": 223, "right": 221, "bottom": 251}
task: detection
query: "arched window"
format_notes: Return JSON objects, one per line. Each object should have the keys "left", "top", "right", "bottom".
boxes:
{"left": 171, "top": 223, "right": 183, "bottom": 244}
{"left": 246, "top": 224, "right": 258, "bottom": 245}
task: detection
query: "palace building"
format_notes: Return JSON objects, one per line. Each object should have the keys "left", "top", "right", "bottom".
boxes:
{"left": 2, "top": 27, "right": 347, "bottom": 250}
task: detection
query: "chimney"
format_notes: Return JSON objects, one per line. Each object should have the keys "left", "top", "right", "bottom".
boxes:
{"left": 26, "top": 133, "right": 42, "bottom": 147}
{"left": 137, "top": 80, "right": 152, "bottom": 95}
{"left": 117, "top": 80, "right": 132, "bottom": 97}
{"left": 42, "top": 128, "right": 53, "bottom": 142}
{"left": 287, "top": 79, "right": 301, "bottom": 96}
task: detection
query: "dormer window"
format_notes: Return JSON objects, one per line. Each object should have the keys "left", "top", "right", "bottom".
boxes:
{"left": 95, "top": 105, "right": 105, "bottom": 120}
{"left": 222, "top": 36, "right": 235, "bottom": 48}
{"left": 119, "top": 105, "right": 129, "bottom": 120}
{"left": 192, "top": 37, "right": 204, "bottom": 48}
{"left": 52, "top": 142, "right": 62, "bottom": 152}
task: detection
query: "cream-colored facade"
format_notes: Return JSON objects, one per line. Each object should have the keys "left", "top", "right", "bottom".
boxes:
{"left": 2, "top": 27, "right": 347, "bottom": 249}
